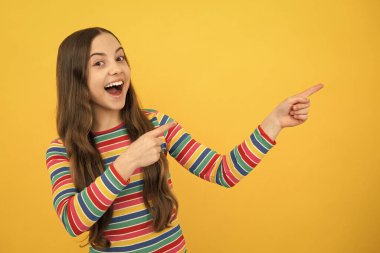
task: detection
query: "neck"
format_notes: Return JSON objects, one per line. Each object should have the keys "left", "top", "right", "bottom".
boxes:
{"left": 92, "top": 108, "right": 123, "bottom": 132}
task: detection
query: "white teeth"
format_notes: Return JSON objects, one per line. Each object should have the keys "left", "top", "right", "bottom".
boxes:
{"left": 105, "top": 81, "right": 123, "bottom": 88}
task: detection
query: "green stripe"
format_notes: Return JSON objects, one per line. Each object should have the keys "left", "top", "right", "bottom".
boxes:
{"left": 233, "top": 146, "right": 253, "bottom": 173}
{"left": 118, "top": 185, "right": 143, "bottom": 197}
{"left": 54, "top": 192, "right": 74, "bottom": 208}
{"left": 193, "top": 151, "right": 216, "bottom": 175}
{"left": 253, "top": 129, "right": 272, "bottom": 150}
{"left": 217, "top": 167, "right": 229, "bottom": 187}
{"left": 51, "top": 170, "right": 70, "bottom": 185}
{"left": 93, "top": 128, "right": 127, "bottom": 142}
{"left": 62, "top": 210, "right": 76, "bottom": 236}
{"left": 82, "top": 189, "right": 103, "bottom": 217}
{"left": 108, "top": 213, "right": 151, "bottom": 230}
{"left": 171, "top": 135, "right": 191, "bottom": 158}
{"left": 105, "top": 167, "right": 125, "bottom": 190}
{"left": 131, "top": 228, "right": 183, "bottom": 253}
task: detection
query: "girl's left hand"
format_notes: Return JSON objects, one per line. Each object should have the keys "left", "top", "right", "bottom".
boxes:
{"left": 272, "top": 83, "right": 324, "bottom": 128}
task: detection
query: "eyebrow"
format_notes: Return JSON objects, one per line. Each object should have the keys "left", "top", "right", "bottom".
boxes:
{"left": 90, "top": 46, "right": 124, "bottom": 58}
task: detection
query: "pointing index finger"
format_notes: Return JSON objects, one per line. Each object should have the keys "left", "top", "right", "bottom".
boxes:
{"left": 148, "top": 121, "right": 177, "bottom": 137}
{"left": 297, "top": 83, "right": 324, "bottom": 97}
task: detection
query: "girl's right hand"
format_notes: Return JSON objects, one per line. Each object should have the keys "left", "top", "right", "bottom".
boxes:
{"left": 113, "top": 121, "right": 177, "bottom": 179}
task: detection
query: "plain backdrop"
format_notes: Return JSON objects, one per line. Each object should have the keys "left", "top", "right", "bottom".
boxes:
{"left": 0, "top": 0, "right": 379, "bottom": 252}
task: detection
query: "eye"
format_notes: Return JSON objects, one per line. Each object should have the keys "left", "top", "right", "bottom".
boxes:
{"left": 93, "top": 61, "right": 104, "bottom": 67}
{"left": 117, "top": 55, "right": 125, "bottom": 62}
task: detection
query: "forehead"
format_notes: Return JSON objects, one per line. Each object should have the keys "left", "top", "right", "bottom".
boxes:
{"left": 90, "top": 33, "right": 121, "bottom": 53}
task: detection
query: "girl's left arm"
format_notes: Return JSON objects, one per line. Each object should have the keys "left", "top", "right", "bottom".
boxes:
{"left": 153, "top": 83, "right": 323, "bottom": 188}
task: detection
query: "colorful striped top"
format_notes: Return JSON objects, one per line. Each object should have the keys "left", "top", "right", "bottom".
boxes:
{"left": 45, "top": 109, "right": 276, "bottom": 252}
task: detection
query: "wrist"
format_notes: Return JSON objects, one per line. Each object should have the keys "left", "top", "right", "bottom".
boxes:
{"left": 113, "top": 155, "right": 137, "bottom": 180}
{"left": 260, "top": 114, "right": 282, "bottom": 141}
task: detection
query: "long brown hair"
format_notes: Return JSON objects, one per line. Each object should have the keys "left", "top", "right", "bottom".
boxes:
{"left": 56, "top": 27, "right": 178, "bottom": 250}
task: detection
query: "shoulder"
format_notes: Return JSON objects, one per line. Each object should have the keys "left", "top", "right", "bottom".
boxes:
{"left": 46, "top": 138, "right": 69, "bottom": 164}
{"left": 142, "top": 108, "right": 174, "bottom": 126}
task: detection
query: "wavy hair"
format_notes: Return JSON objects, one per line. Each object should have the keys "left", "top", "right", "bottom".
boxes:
{"left": 56, "top": 27, "right": 178, "bottom": 250}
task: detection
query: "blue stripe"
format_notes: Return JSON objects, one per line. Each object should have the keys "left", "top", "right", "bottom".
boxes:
{"left": 78, "top": 192, "right": 98, "bottom": 221}
{"left": 250, "top": 133, "right": 268, "bottom": 154}
{"left": 105, "top": 225, "right": 181, "bottom": 252}
{"left": 50, "top": 166, "right": 69, "bottom": 180}
{"left": 189, "top": 148, "right": 211, "bottom": 174}
{"left": 169, "top": 133, "right": 190, "bottom": 155}
{"left": 216, "top": 163, "right": 222, "bottom": 185}
{"left": 111, "top": 209, "right": 150, "bottom": 223}
{"left": 47, "top": 147, "right": 66, "bottom": 153}
{"left": 160, "top": 114, "right": 169, "bottom": 125}
{"left": 101, "top": 173, "right": 120, "bottom": 195}
{"left": 103, "top": 155, "right": 118, "bottom": 165}
{"left": 53, "top": 188, "right": 76, "bottom": 205}
{"left": 230, "top": 149, "right": 248, "bottom": 176}
{"left": 127, "top": 179, "right": 143, "bottom": 189}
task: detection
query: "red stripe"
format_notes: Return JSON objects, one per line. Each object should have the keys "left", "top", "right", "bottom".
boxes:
{"left": 104, "top": 220, "right": 153, "bottom": 235}
{"left": 237, "top": 145, "right": 257, "bottom": 168}
{"left": 87, "top": 184, "right": 108, "bottom": 211}
{"left": 114, "top": 192, "right": 143, "bottom": 204}
{"left": 153, "top": 235, "right": 185, "bottom": 253}
{"left": 199, "top": 154, "right": 219, "bottom": 179}
{"left": 166, "top": 124, "right": 181, "bottom": 143}
{"left": 66, "top": 200, "right": 82, "bottom": 235}
{"left": 109, "top": 163, "right": 130, "bottom": 185}
{"left": 52, "top": 174, "right": 72, "bottom": 191}
{"left": 46, "top": 155, "right": 68, "bottom": 165}
{"left": 176, "top": 139, "right": 196, "bottom": 161}
{"left": 56, "top": 199, "right": 68, "bottom": 216}
{"left": 258, "top": 125, "right": 276, "bottom": 145}
{"left": 96, "top": 136, "right": 129, "bottom": 148}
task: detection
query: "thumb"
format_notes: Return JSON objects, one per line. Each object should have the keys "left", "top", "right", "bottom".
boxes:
{"left": 288, "top": 96, "right": 310, "bottom": 105}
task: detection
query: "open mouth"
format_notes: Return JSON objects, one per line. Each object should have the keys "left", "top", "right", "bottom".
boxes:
{"left": 104, "top": 81, "right": 124, "bottom": 95}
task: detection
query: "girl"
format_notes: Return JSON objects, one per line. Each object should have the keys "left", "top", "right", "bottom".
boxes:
{"left": 46, "top": 27, "right": 323, "bottom": 253}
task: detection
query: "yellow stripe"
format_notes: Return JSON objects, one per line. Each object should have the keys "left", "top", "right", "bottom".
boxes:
{"left": 95, "top": 177, "right": 116, "bottom": 200}
{"left": 101, "top": 147, "right": 126, "bottom": 159}
{"left": 183, "top": 144, "right": 207, "bottom": 170}
{"left": 206, "top": 155, "right": 220, "bottom": 183}
{"left": 113, "top": 202, "right": 147, "bottom": 217}
{"left": 111, "top": 218, "right": 180, "bottom": 247}
{"left": 245, "top": 138, "right": 265, "bottom": 160}
{"left": 225, "top": 154, "right": 244, "bottom": 179}
{"left": 72, "top": 193, "right": 93, "bottom": 227}
{"left": 47, "top": 159, "right": 70, "bottom": 174}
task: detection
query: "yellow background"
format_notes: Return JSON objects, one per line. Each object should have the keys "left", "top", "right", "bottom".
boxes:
{"left": 0, "top": 0, "right": 379, "bottom": 252}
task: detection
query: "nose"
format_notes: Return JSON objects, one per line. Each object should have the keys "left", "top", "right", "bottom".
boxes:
{"left": 108, "top": 61, "right": 122, "bottom": 76}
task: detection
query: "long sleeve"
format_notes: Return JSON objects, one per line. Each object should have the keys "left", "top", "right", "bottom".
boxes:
{"left": 45, "top": 139, "right": 130, "bottom": 236}
{"left": 148, "top": 109, "right": 276, "bottom": 188}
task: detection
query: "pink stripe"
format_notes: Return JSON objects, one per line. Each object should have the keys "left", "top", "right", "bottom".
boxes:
{"left": 113, "top": 197, "right": 144, "bottom": 209}
{"left": 222, "top": 157, "right": 239, "bottom": 185}
{"left": 180, "top": 142, "right": 201, "bottom": 165}
{"left": 221, "top": 156, "right": 239, "bottom": 183}
{"left": 203, "top": 154, "right": 219, "bottom": 181}
{"left": 165, "top": 238, "right": 186, "bottom": 253}
{"left": 91, "top": 182, "right": 112, "bottom": 206}
{"left": 98, "top": 139, "right": 131, "bottom": 153}
{"left": 68, "top": 198, "right": 87, "bottom": 232}
{"left": 166, "top": 125, "right": 181, "bottom": 143}
{"left": 52, "top": 177, "right": 72, "bottom": 192}
{"left": 106, "top": 226, "right": 154, "bottom": 241}
{"left": 47, "top": 157, "right": 68, "bottom": 167}
{"left": 241, "top": 141, "right": 260, "bottom": 164}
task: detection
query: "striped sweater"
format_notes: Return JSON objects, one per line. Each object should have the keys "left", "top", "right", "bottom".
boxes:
{"left": 46, "top": 109, "right": 276, "bottom": 252}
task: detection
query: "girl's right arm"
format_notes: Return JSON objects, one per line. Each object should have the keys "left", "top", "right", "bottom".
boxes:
{"left": 46, "top": 122, "right": 175, "bottom": 236}
{"left": 45, "top": 139, "right": 130, "bottom": 237}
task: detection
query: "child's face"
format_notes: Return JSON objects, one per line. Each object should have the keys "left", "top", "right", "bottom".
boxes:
{"left": 87, "top": 32, "right": 131, "bottom": 117}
